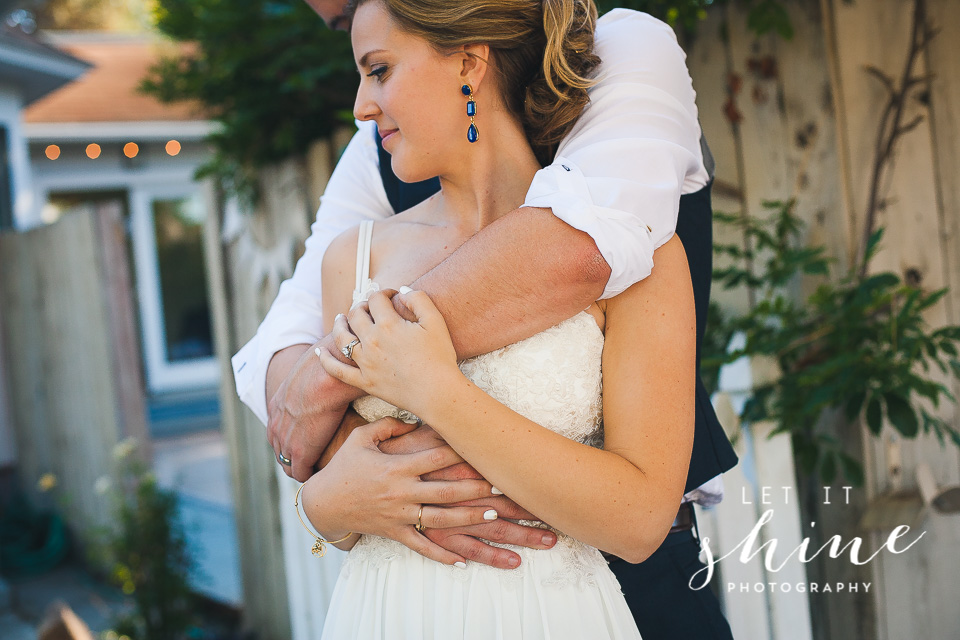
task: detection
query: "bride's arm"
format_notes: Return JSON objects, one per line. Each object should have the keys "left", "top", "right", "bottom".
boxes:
{"left": 303, "top": 226, "right": 561, "bottom": 565}
{"left": 321, "top": 236, "right": 696, "bottom": 562}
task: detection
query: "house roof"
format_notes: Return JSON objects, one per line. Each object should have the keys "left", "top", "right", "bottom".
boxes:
{"left": 0, "top": 25, "right": 90, "bottom": 105}
{"left": 24, "top": 32, "right": 209, "bottom": 126}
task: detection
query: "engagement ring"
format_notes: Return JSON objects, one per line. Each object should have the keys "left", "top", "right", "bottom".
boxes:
{"left": 342, "top": 338, "right": 360, "bottom": 360}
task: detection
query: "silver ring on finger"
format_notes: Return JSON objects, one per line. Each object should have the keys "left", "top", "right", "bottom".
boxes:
{"left": 341, "top": 338, "right": 360, "bottom": 360}
{"left": 278, "top": 452, "right": 292, "bottom": 466}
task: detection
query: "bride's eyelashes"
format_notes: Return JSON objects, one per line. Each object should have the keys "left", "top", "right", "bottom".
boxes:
{"left": 367, "top": 66, "right": 389, "bottom": 83}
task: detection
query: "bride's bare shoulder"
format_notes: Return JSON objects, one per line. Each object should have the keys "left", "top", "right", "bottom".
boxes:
{"left": 322, "top": 224, "right": 362, "bottom": 281}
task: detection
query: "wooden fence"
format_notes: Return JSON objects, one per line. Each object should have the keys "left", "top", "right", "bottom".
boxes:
{"left": 684, "top": 0, "right": 960, "bottom": 637}
{"left": 204, "top": 129, "right": 354, "bottom": 640}
{"left": 0, "top": 203, "right": 149, "bottom": 539}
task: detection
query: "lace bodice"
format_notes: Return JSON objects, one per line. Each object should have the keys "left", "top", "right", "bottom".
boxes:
{"left": 352, "top": 311, "right": 604, "bottom": 446}
{"left": 345, "top": 220, "right": 608, "bottom": 587}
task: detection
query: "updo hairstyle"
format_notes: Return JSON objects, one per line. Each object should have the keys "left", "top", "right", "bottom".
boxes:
{"left": 346, "top": 0, "right": 601, "bottom": 166}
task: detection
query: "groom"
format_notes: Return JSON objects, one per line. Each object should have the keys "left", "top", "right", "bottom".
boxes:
{"left": 233, "top": 2, "right": 737, "bottom": 638}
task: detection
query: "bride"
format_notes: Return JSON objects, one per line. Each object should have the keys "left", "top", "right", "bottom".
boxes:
{"left": 299, "top": 0, "right": 696, "bottom": 636}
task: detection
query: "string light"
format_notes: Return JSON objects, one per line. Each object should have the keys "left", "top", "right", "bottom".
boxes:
{"left": 45, "top": 145, "right": 60, "bottom": 160}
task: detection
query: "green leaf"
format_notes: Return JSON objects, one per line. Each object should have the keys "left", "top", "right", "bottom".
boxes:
{"left": 864, "top": 227, "right": 885, "bottom": 262}
{"left": 866, "top": 396, "right": 883, "bottom": 435}
{"left": 950, "top": 359, "right": 960, "bottom": 379}
{"left": 861, "top": 273, "right": 901, "bottom": 293}
{"left": 884, "top": 393, "right": 919, "bottom": 438}
{"left": 793, "top": 434, "right": 818, "bottom": 474}
{"left": 820, "top": 452, "right": 837, "bottom": 484}
{"left": 838, "top": 452, "right": 865, "bottom": 486}
{"left": 844, "top": 390, "right": 867, "bottom": 421}
{"left": 949, "top": 425, "right": 960, "bottom": 449}
{"left": 802, "top": 261, "right": 830, "bottom": 276}
{"left": 916, "top": 288, "right": 948, "bottom": 312}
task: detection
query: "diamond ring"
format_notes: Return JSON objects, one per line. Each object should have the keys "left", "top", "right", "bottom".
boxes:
{"left": 341, "top": 338, "right": 360, "bottom": 360}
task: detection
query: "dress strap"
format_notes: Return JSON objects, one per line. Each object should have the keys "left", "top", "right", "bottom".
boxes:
{"left": 354, "top": 220, "right": 375, "bottom": 297}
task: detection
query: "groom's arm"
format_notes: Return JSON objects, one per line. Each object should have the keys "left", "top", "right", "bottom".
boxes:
{"left": 404, "top": 207, "right": 607, "bottom": 358}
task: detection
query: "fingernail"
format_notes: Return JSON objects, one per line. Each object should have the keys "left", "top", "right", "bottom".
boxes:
{"left": 335, "top": 313, "right": 344, "bottom": 322}
{"left": 314, "top": 347, "right": 322, "bottom": 357}
{"left": 541, "top": 534, "right": 556, "bottom": 546}
{"left": 454, "top": 561, "right": 467, "bottom": 570}
{"left": 399, "top": 286, "right": 413, "bottom": 294}
{"left": 491, "top": 486, "right": 503, "bottom": 495}
{"left": 507, "top": 556, "right": 520, "bottom": 568}
{"left": 483, "top": 509, "right": 498, "bottom": 521}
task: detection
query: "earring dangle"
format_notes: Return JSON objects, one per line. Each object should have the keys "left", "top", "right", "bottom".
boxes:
{"left": 462, "top": 84, "right": 479, "bottom": 143}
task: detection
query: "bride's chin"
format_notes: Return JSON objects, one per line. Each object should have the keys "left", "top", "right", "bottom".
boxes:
{"left": 391, "top": 156, "right": 438, "bottom": 185}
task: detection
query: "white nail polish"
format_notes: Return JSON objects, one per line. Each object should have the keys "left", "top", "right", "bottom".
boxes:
{"left": 454, "top": 561, "right": 467, "bottom": 569}
{"left": 335, "top": 313, "right": 345, "bottom": 322}
{"left": 399, "top": 286, "right": 413, "bottom": 294}
{"left": 491, "top": 486, "right": 503, "bottom": 495}
{"left": 483, "top": 509, "right": 498, "bottom": 521}
{"left": 314, "top": 347, "right": 322, "bottom": 357}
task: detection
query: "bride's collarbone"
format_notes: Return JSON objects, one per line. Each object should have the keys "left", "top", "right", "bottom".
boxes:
{"left": 368, "top": 220, "right": 468, "bottom": 288}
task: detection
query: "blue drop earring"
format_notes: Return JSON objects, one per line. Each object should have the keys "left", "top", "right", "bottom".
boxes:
{"left": 462, "top": 84, "right": 479, "bottom": 143}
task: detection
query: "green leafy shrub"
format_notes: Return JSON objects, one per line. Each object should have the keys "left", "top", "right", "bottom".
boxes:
{"left": 91, "top": 440, "right": 197, "bottom": 640}
{"left": 706, "top": 201, "right": 960, "bottom": 484}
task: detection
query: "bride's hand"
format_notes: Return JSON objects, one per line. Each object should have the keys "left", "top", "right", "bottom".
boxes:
{"left": 319, "top": 289, "right": 463, "bottom": 414}
{"left": 301, "top": 417, "right": 501, "bottom": 567}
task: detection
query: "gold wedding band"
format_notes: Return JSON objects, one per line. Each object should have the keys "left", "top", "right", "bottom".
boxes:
{"left": 415, "top": 504, "right": 425, "bottom": 533}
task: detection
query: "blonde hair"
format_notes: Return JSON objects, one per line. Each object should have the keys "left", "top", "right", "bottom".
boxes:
{"left": 347, "top": 0, "right": 600, "bottom": 166}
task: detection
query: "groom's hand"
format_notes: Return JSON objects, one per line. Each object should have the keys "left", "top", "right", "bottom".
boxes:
{"left": 380, "top": 424, "right": 557, "bottom": 570}
{"left": 267, "top": 333, "right": 364, "bottom": 481}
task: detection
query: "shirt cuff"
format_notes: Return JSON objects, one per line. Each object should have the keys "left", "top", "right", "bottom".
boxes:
{"left": 232, "top": 327, "right": 323, "bottom": 427}
{"left": 522, "top": 159, "right": 659, "bottom": 299}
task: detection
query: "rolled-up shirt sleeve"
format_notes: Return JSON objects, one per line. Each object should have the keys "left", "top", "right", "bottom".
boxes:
{"left": 231, "top": 120, "right": 393, "bottom": 425}
{"left": 522, "top": 9, "right": 709, "bottom": 299}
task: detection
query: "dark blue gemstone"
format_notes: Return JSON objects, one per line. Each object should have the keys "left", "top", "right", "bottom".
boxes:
{"left": 466, "top": 100, "right": 476, "bottom": 116}
{"left": 461, "top": 84, "right": 471, "bottom": 96}
{"left": 467, "top": 123, "right": 479, "bottom": 143}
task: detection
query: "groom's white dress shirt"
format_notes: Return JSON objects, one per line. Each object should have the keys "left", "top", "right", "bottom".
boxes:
{"left": 232, "top": 9, "right": 723, "bottom": 506}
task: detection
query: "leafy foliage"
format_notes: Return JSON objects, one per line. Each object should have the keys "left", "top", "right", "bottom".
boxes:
{"left": 90, "top": 441, "right": 197, "bottom": 640}
{"left": 707, "top": 201, "right": 960, "bottom": 484}
{"left": 142, "top": 0, "right": 357, "bottom": 198}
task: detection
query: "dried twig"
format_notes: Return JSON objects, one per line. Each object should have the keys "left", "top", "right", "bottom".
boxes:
{"left": 856, "top": 0, "right": 936, "bottom": 279}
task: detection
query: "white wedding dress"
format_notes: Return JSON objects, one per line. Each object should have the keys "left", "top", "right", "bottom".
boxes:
{"left": 320, "top": 221, "right": 642, "bottom": 639}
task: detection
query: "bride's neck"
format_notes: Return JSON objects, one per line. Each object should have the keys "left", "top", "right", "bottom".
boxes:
{"left": 435, "top": 112, "right": 542, "bottom": 233}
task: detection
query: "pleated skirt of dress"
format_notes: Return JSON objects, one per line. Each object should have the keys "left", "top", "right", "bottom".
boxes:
{"left": 319, "top": 535, "right": 643, "bottom": 640}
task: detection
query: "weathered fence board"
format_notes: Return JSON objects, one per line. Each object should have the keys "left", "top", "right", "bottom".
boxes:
{"left": 208, "top": 134, "right": 349, "bottom": 639}
{"left": 686, "top": 7, "right": 753, "bottom": 317}
{"left": 827, "top": 1, "right": 960, "bottom": 638}
{"left": 928, "top": 0, "right": 960, "bottom": 327}
{"left": 683, "top": 0, "right": 960, "bottom": 637}
{"left": 0, "top": 205, "right": 149, "bottom": 538}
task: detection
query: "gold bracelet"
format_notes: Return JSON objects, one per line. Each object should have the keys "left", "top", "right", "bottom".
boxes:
{"left": 295, "top": 483, "right": 354, "bottom": 558}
